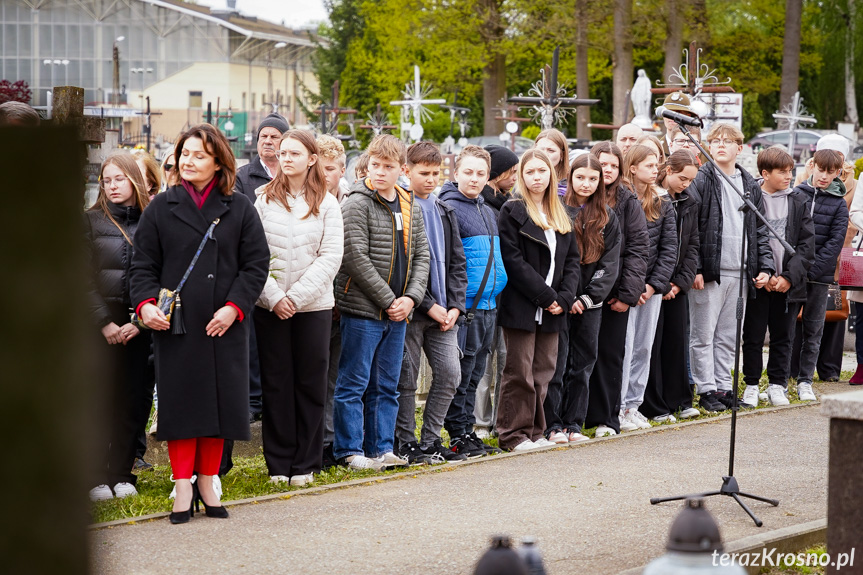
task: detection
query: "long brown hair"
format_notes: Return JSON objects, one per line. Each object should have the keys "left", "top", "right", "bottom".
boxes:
{"left": 130, "top": 148, "right": 162, "bottom": 196}
{"left": 566, "top": 154, "right": 609, "bottom": 264}
{"left": 623, "top": 144, "right": 662, "bottom": 222}
{"left": 263, "top": 129, "right": 327, "bottom": 219}
{"left": 516, "top": 149, "right": 572, "bottom": 234}
{"left": 657, "top": 149, "right": 699, "bottom": 188}
{"left": 535, "top": 128, "right": 569, "bottom": 182}
{"left": 91, "top": 151, "right": 150, "bottom": 244}
{"left": 172, "top": 123, "right": 236, "bottom": 194}
{"left": 590, "top": 141, "right": 624, "bottom": 208}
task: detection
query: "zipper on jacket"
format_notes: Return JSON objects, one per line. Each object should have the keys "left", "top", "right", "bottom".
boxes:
{"left": 810, "top": 188, "right": 818, "bottom": 217}
{"left": 375, "top": 193, "right": 402, "bottom": 320}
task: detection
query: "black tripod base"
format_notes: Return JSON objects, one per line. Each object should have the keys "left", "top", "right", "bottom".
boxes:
{"left": 650, "top": 476, "right": 779, "bottom": 527}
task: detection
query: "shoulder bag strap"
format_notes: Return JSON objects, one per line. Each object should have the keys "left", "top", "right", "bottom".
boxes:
{"left": 174, "top": 218, "right": 220, "bottom": 294}
{"left": 465, "top": 211, "right": 495, "bottom": 325}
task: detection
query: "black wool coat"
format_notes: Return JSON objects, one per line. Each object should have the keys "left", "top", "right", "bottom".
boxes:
{"left": 668, "top": 189, "right": 700, "bottom": 293}
{"left": 610, "top": 186, "right": 650, "bottom": 306}
{"left": 234, "top": 156, "right": 272, "bottom": 204}
{"left": 497, "top": 199, "right": 580, "bottom": 333}
{"left": 130, "top": 185, "right": 269, "bottom": 441}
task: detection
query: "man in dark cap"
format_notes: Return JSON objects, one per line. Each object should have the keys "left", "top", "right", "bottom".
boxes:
{"left": 235, "top": 112, "right": 290, "bottom": 203}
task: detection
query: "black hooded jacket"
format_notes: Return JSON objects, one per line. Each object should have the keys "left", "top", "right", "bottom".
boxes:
{"left": 668, "top": 189, "right": 700, "bottom": 292}
{"left": 608, "top": 186, "right": 649, "bottom": 306}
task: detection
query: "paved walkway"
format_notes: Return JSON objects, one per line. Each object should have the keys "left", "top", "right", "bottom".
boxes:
{"left": 90, "top": 394, "right": 835, "bottom": 575}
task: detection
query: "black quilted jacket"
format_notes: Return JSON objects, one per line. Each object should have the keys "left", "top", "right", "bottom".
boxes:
{"left": 643, "top": 194, "right": 678, "bottom": 295}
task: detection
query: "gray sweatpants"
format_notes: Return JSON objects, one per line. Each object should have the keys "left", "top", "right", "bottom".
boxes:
{"left": 621, "top": 294, "right": 663, "bottom": 410}
{"left": 395, "top": 315, "right": 461, "bottom": 449}
{"left": 689, "top": 277, "right": 746, "bottom": 393}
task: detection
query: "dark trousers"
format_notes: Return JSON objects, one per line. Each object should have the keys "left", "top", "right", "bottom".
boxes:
{"left": 496, "top": 328, "right": 558, "bottom": 450}
{"left": 445, "top": 309, "right": 497, "bottom": 438}
{"left": 791, "top": 319, "right": 847, "bottom": 381}
{"left": 642, "top": 293, "right": 694, "bottom": 417}
{"left": 255, "top": 307, "right": 331, "bottom": 477}
{"left": 542, "top": 318, "right": 570, "bottom": 433}
{"left": 586, "top": 305, "right": 629, "bottom": 432}
{"left": 742, "top": 289, "right": 800, "bottom": 388}
{"left": 546, "top": 308, "right": 602, "bottom": 433}
{"left": 248, "top": 313, "right": 263, "bottom": 415}
{"left": 98, "top": 324, "right": 154, "bottom": 487}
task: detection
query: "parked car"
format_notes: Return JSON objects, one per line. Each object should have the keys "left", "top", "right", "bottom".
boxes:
{"left": 463, "top": 135, "right": 535, "bottom": 156}
{"left": 747, "top": 129, "right": 853, "bottom": 162}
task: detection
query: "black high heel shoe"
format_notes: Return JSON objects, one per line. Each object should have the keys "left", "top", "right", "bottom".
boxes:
{"left": 169, "top": 490, "right": 195, "bottom": 524}
{"left": 194, "top": 481, "right": 229, "bottom": 519}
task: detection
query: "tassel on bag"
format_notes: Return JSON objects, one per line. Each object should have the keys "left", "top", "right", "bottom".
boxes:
{"left": 172, "top": 293, "right": 186, "bottom": 335}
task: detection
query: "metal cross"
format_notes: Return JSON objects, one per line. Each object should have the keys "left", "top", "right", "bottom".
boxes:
{"left": 493, "top": 97, "right": 531, "bottom": 151}
{"left": 359, "top": 102, "right": 397, "bottom": 137}
{"left": 773, "top": 91, "right": 816, "bottom": 161}
{"left": 653, "top": 41, "right": 733, "bottom": 98}
{"left": 390, "top": 65, "right": 446, "bottom": 142}
{"left": 313, "top": 80, "right": 358, "bottom": 136}
{"left": 508, "top": 46, "right": 599, "bottom": 130}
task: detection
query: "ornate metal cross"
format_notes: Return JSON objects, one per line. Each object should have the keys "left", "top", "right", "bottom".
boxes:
{"left": 652, "top": 41, "right": 734, "bottom": 98}
{"left": 313, "top": 80, "right": 358, "bottom": 135}
{"left": 359, "top": 102, "right": 397, "bottom": 137}
{"left": 773, "top": 91, "right": 816, "bottom": 160}
{"left": 390, "top": 65, "right": 446, "bottom": 142}
{"left": 508, "top": 46, "right": 599, "bottom": 130}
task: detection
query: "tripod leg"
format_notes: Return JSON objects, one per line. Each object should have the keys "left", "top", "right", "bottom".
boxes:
{"left": 730, "top": 492, "right": 763, "bottom": 527}
{"left": 651, "top": 491, "right": 722, "bottom": 505}
{"left": 737, "top": 491, "right": 780, "bottom": 507}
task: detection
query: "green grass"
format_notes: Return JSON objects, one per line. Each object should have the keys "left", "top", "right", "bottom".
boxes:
{"left": 96, "top": 366, "right": 843, "bottom": 524}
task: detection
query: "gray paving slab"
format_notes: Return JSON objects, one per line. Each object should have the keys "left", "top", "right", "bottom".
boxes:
{"left": 90, "top": 402, "right": 831, "bottom": 575}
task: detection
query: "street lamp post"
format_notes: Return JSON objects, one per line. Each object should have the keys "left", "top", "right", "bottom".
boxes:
{"left": 267, "top": 42, "right": 287, "bottom": 111}
{"left": 112, "top": 36, "right": 125, "bottom": 107}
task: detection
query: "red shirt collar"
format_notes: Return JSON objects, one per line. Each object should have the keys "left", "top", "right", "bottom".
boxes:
{"left": 181, "top": 177, "right": 218, "bottom": 209}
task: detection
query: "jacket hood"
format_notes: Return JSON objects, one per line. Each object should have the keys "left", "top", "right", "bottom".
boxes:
{"left": 763, "top": 188, "right": 793, "bottom": 199}
{"left": 439, "top": 181, "right": 484, "bottom": 205}
{"left": 106, "top": 201, "right": 141, "bottom": 221}
{"left": 807, "top": 176, "right": 847, "bottom": 197}
{"left": 480, "top": 184, "right": 508, "bottom": 212}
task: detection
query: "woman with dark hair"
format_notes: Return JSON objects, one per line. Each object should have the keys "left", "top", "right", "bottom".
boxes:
{"left": 586, "top": 141, "right": 649, "bottom": 437}
{"left": 535, "top": 129, "right": 570, "bottom": 196}
{"left": 86, "top": 151, "right": 153, "bottom": 502}
{"left": 130, "top": 124, "right": 269, "bottom": 524}
{"left": 544, "top": 154, "right": 621, "bottom": 442}
{"left": 255, "top": 130, "right": 344, "bottom": 486}
{"left": 642, "top": 150, "right": 702, "bottom": 421}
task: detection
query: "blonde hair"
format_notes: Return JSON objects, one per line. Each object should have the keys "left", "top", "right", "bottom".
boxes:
{"left": 635, "top": 134, "right": 666, "bottom": 164}
{"left": 130, "top": 148, "right": 162, "bottom": 196}
{"left": 316, "top": 134, "right": 347, "bottom": 167}
{"left": 263, "top": 130, "right": 327, "bottom": 219}
{"left": 534, "top": 128, "right": 569, "bottom": 182}
{"left": 367, "top": 134, "right": 406, "bottom": 165}
{"left": 706, "top": 122, "right": 744, "bottom": 145}
{"left": 622, "top": 144, "right": 662, "bottom": 222}
{"left": 516, "top": 149, "right": 572, "bottom": 234}
{"left": 455, "top": 145, "right": 491, "bottom": 172}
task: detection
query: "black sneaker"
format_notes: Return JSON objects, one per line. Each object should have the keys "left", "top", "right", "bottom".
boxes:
{"left": 698, "top": 391, "right": 726, "bottom": 412}
{"left": 450, "top": 433, "right": 486, "bottom": 458}
{"left": 468, "top": 431, "right": 502, "bottom": 454}
{"left": 713, "top": 390, "right": 735, "bottom": 409}
{"left": 422, "top": 439, "right": 468, "bottom": 462}
{"left": 321, "top": 444, "right": 337, "bottom": 470}
{"left": 132, "top": 457, "right": 153, "bottom": 471}
{"left": 397, "top": 440, "right": 433, "bottom": 466}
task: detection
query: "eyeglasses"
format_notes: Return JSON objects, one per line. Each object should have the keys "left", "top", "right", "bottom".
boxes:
{"left": 102, "top": 176, "right": 127, "bottom": 187}
{"left": 672, "top": 139, "right": 692, "bottom": 147}
{"left": 709, "top": 139, "right": 740, "bottom": 147}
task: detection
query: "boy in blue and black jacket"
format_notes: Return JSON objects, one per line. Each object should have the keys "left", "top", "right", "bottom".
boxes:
{"left": 439, "top": 145, "right": 507, "bottom": 458}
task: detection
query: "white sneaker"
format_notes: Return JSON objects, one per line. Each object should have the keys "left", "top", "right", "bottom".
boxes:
{"left": 678, "top": 407, "right": 701, "bottom": 419}
{"left": 767, "top": 384, "right": 790, "bottom": 406}
{"left": 567, "top": 431, "right": 589, "bottom": 442}
{"left": 290, "top": 473, "right": 314, "bottom": 486}
{"left": 797, "top": 382, "right": 817, "bottom": 401}
{"left": 651, "top": 413, "right": 677, "bottom": 423}
{"left": 624, "top": 408, "right": 652, "bottom": 429}
{"left": 595, "top": 425, "right": 617, "bottom": 438}
{"left": 759, "top": 391, "right": 769, "bottom": 402}
{"left": 374, "top": 452, "right": 408, "bottom": 467}
{"left": 346, "top": 455, "right": 382, "bottom": 470}
{"left": 512, "top": 439, "right": 538, "bottom": 452}
{"left": 473, "top": 426, "right": 490, "bottom": 439}
{"left": 534, "top": 437, "right": 555, "bottom": 447}
{"left": 740, "top": 385, "right": 759, "bottom": 408}
{"left": 89, "top": 484, "right": 114, "bottom": 502}
{"left": 112, "top": 482, "right": 138, "bottom": 498}
{"left": 619, "top": 411, "right": 638, "bottom": 432}
{"left": 547, "top": 431, "right": 569, "bottom": 444}
{"left": 147, "top": 410, "right": 158, "bottom": 435}
{"left": 269, "top": 475, "right": 290, "bottom": 485}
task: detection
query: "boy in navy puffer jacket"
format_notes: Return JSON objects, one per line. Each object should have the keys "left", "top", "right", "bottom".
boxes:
{"left": 439, "top": 145, "right": 508, "bottom": 458}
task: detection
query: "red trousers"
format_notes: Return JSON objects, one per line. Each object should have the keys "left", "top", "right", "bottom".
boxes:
{"left": 167, "top": 437, "right": 224, "bottom": 479}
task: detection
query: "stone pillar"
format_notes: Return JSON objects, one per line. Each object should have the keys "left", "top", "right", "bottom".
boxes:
{"left": 821, "top": 390, "right": 863, "bottom": 575}
{"left": 0, "top": 125, "right": 92, "bottom": 574}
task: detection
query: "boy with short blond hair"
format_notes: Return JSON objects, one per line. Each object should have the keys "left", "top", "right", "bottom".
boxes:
{"left": 439, "top": 145, "right": 508, "bottom": 457}
{"left": 792, "top": 149, "right": 849, "bottom": 401}
{"left": 394, "top": 142, "right": 468, "bottom": 463}
{"left": 689, "top": 123, "right": 775, "bottom": 412}
{"left": 316, "top": 134, "right": 348, "bottom": 201}
{"left": 740, "top": 147, "right": 814, "bottom": 408}
{"left": 332, "top": 134, "right": 430, "bottom": 470}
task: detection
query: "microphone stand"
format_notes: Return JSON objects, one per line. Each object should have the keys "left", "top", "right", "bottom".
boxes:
{"left": 649, "top": 121, "right": 794, "bottom": 527}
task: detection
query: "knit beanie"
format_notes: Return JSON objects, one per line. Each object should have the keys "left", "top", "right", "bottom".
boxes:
{"left": 257, "top": 113, "right": 290, "bottom": 139}
{"left": 484, "top": 145, "right": 519, "bottom": 181}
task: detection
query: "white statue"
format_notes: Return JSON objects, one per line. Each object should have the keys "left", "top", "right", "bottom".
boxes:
{"left": 631, "top": 69, "right": 653, "bottom": 129}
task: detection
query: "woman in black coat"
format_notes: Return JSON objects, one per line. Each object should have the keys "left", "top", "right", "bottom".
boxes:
{"left": 131, "top": 125, "right": 269, "bottom": 523}
{"left": 86, "top": 151, "right": 153, "bottom": 502}
{"left": 495, "top": 149, "right": 580, "bottom": 452}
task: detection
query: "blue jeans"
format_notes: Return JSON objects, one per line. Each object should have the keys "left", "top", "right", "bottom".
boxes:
{"left": 445, "top": 308, "right": 497, "bottom": 437}
{"left": 333, "top": 315, "right": 407, "bottom": 460}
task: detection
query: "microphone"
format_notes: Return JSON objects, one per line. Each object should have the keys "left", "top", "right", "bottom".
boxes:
{"left": 655, "top": 106, "right": 703, "bottom": 128}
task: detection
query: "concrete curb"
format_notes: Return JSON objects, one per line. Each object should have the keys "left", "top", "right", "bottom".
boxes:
{"left": 617, "top": 518, "right": 827, "bottom": 575}
{"left": 90, "top": 399, "right": 819, "bottom": 530}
